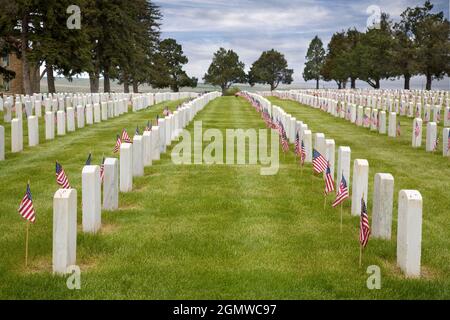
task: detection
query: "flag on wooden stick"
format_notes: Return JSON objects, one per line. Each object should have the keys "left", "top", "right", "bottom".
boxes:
{"left": 113, "top": 134, "right": 122, "bottom": 153}
{"left": 56, "top": 161, "right": 71, "bottom": 189}
{"left": 332, "top": 175, "right": 349, "bottom": 207}
{"left": 312, "top": 149, "right": 328, "bottom": 174}
{"left": 359, "top": 198, "right": 371, "bottom": 248}
{"left": 324, "top": 164, "right": 335, "bottom": 194}
{"left": 18, "top": 183, "right": 36, "bottom": 223}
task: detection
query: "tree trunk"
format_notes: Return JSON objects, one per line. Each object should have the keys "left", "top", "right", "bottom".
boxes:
{"left": 89, "top": 72, "right": 100, "bottom": 93}
{"left": 21, "top": 13, "right": 32, "bottom": 95}
{"left": 351, "top": 77, "right": 356, "bottom": 89}
{"left": 337, "top": 81, "right": 342, "bottom": 89}
{"left": 46, "top": 64, "right": 56, "bottom": 93}
{"left": 123, "top": 72, "right": 129, "bottom": 93}
{"left": 316, "top": 78, "right": 319, "bottom": 89}
{"left": 404, "top": 74, "right": 411, "bottom": 90}
{"left": 133, "top": 81, "right": 139, "bottom": 93}
{"left": 171, "top": 84, "right": 179, "bottom": 92}
{"left": 425, "top": 73, "right": 432, "bottom": 91}
{"left": 375, "top": 78, "right": 380, "bottom": 89}
{"left": 221, "top": 85, "right": 227, "bottom": 96}
{"left": 104, "top": 69, "right": 110, "bottom": 93}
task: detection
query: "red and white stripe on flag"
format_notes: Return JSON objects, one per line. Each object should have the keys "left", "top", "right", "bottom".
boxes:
{"left": 18, "top": 184, "right": 36, "bottom": 223}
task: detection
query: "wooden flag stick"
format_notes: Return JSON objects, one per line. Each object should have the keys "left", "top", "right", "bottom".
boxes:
{"left": 25, "top": 221, "right": 29, "bottom": 267}
{"left": 340, "top": 203, "right": 343, "bottom": 233}
{"left": 324, "top": 194, "right": 326, "bottom": 210}
{"left": 359, "top": 245, "right": 363, "bottom": 268}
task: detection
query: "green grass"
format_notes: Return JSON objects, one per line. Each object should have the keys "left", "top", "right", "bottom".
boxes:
{"left": 0, "top": 96, "right": 448, "bottom": 299}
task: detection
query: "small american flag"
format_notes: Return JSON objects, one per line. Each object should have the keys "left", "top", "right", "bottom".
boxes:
{"left": 135, "top": 126, "right": 140, "bottom": 136}
{"left": 85, "top": 153, "right": 92, "bottom": 165}
{"left": 121, "top": 129, "right": 132, "bottom": 143}
{"left": 300, "top": 140, "right": 306, "bottom": 166}
{"left": 295, "top": 132, "right": 300, "bottom": 156}
{"left": 56, "top": 161, "right": 71, "bottom": 189}
{"left": 113, "top": 134, "right": 122, "bottom": 153}
{"left": 145, "top": 121, "right": 152, "bottom": 132}
{"left": 18, "top": 183, "right": 36, "bottom": 223}
{"left": 332, "top": 175, "right": 349, "bottom": 207}
{"left": 433, "top": 137, "right": 440, "bottom": 151}
{"left": 100, "top": 157, "right": 105, "bottom": 182}
{"left": 414, "top": 122, "right": 420, "bottom": 138}
{"left": 359, "top": 198, "right": 371, "bottom": 248}
{"left": 324, "top": 164, "right": 335, "bottom": 194}
{"left": 312, "top": 149, "right": 328, "bottom": 174}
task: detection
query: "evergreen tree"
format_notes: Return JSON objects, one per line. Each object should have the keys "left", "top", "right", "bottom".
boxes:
{"left": 303, "top": 35, "right": 325, "bottom": 89}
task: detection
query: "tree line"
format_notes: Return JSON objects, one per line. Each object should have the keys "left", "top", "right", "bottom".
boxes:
{"left": 0, "top": 0, "right": 197, "bottom": 94}
{"left": 303, "top": 1, "right": 450, "bottom": 90}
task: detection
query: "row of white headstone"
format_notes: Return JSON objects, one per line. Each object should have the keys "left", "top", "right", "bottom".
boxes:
{"left": 245, "top": 91, "right": 423, "bottom": 278}
{"left": 266, "top": 91, "right": 450, "bottom": 158}
{"left": 269, "top": 88, "right": 449, "bottom": 114}
{"left": 0, "top": 92, "right": 200, "bottom": 161}
{"left": 51, "top": 92, "right": 221, "bottom": 274}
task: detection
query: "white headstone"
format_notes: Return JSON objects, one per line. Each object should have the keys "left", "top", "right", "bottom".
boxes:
{"left": 93, "top": 103, "right": 101, "bottom": 123}
{"left": 82, "top": 165, "right": 101, "bottom": 233}
{"left": 337, "top": 146, "right": 351, "bottom": 191}
{"left": 45, "top": 111, "right": 55, "bottom": 140}
{"left": 444, "top": 107, "right": 450, "bottom": 127}
{"left": 57, "top": 111, "right": 66, "bottom": 136}
{"left": 35, "top": 100, "right": 42, "bottom": 118}
{"left": 77, "top": 105, "right": 85, "bottom": 129}
{"left": 143, "top": 131, "right": 153, "bottom": 166}
{"left": 53, "top": 188, "right": 77, "bottom": 275}
{"left": 372, "top": 173, "right": 394, "bottom": 240}
{"left": 158, "top": 119, "right": 166, "bottom": 153}
{"left": 27, "top": 116, "right": 39, "bottom": 147}
{"left": 11, "top": 119, "right": 23, "bottom": 153}
{"left": 314, "top": 133, "right": 326, "bottom": 156}
{"left": 325, "top": 139, "right": 335, "bottom": 179}
{"left": 133, "top": 135, "right": 144, "bottom": 177}
{"left": 67, "top": 107, "right": 75, "bottom": 132}
{"left": 152, "top": 127, "right": 161, "bottom": 161}
{"left": 378, "top": 111, "right": 386, "bottom": 134}
{"left": 0, "top": 125, "right": 4, "bottom": 161}
{"left": 388, "top": 112, "right": 397, "bottom": 137}
{"left": 397, "top": 190, "right": 423, "bottom": 277}
{"left": 351, "top": 159, "right": 369, "bottom": 216}
{"left": 303, "top": 130, "right": 313, "bottom": 163}
{"left": 443, "top": 128, "right": 450, "bottom": 157}
{"left": 101, "top": 102, "right": 108, "bottom": 121}
{"left": 85, "top": 104, "right": 93, "bottom": 125}
{"left": 120, "top": 143, "right": 133, "bottom": 192}
{"left": 425, "top": 122, "right": 437, "bottom": 152}
{"left": 103, "top": 158, "right": 119, "bottom": 211}
{"left": 412, "top": 118, "right": 422, "bottom": 148}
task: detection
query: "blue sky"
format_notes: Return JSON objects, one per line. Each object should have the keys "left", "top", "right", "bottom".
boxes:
{"left": 154, "top": 0, "right": 449, "bottom": 84}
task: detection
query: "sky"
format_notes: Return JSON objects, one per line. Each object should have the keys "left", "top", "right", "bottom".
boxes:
{"left": 154, "top": 0, "right": 450, "bottom": 88}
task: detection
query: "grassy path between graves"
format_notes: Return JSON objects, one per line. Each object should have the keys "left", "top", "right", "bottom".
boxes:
{"left": 0, "top": 96, "right": 448, "bottom": 299}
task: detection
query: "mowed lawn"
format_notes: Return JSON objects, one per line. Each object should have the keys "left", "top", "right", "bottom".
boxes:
{"left": 0, "top": 96, "right": 448, "bottom": 299}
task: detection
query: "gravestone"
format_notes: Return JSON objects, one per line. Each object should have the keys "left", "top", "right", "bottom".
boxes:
{"left": 443, "top": 128, "right": 450, "bottom": 157}
{"left": 432, "top": 106, "right": 441, "bottom": 123}
{"left": 337, "top": 146, "right": 351, "bottom": 191}
{"left": 15, "top": 101, "right": 23, "bottom": 119}
{"left": 370, "top": 109, "right": 378, "bottom": 131}
{"left": 77, "top": 105, "right": 85, "bottom": 129}
{"left": 103, "top": 158, "right": 119, "bottom": 210}
{"left": 372, "top": 173, "right": 394, "bottom": 240}
{"left": 388, "top": 112, "right": 397, "bottom": 137}
{"left": 67, "top": 107, "right": 75, "bottom": 132}
{"left": 325, "top": 139, "right": 335, "bottom": 179}
{"left": 11, "top": 119, "right": 23, "bottom": 153}
{"left": 444, "top": 107, "right": 450, "bottom": 127}
{"left": 397, "top": 190, "right": 423, "bottom": 277}
{"left": 35, "top": 100, "right": 42, "bottom": 118}
{"left": 314, "top": 133, "right": 326, "bottom": 156}
{"left": 379, "top": 111, "right": 386, "bottom": 134}
{"left": 158, "top": 119, "right": 166, "bottom": 153}
{"left": 93, "top": 103, "right": 101, "bottom": 123}
{"left": 133, "top": 135, "right": 144, "bottom": 177}
{"left": 53, "top": 188, "right": 77, "bottom": 275}
{"left": 45, "top": 111, "right": 55, "bottom": 140}
{"left": 152, "top": 126, "right": 161, "bottom": 161}
{"left": 82, "top": 165, "right": 101, "bottom": 233}
{"left": 351, "top": 159, "right": 369, "bottom": 216}
{"left": 412, "top": 118, "right": 422, "bottom": 148}
{"left": 27, "top": 116, "right": 39, "bottom": 147}
{"left": 425, "top": 122, "right": 437, "bottom": 152}
{"left": 101, "top": 102, "right": 108, "bottom": 121}
{"left": 0, "top": 126, "right": 4, "bottom": 161}
{"left": 356, "top": 106, "right": 363, "bottom": 126}
{"left": 85, "top": 104, "right": 93, "bottom": 125}
{"left": 3, "top": 101, "right": 12, "bottom": 122}
{"left": 303, "top": 130, "right": 313, "bottom": 163}
{"left": 57, "top": 111, "right": 66, "bottom": 136}
{"left": 120, "top": 143, "right": 133, "bottom": 192}
{"left": 143, "top": 131, "right": 153, "bottom": 166}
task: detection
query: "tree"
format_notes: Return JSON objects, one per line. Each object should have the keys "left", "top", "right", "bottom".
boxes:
{"left": 248, "top": 49, "right": 293, "bottom": 91}
{"left": 321, "top": 32, "right": 349, "bottom": 89}
{"left": 151, "top": 38, "right": 197, "bottom": 92}
{"left": 355, "top": 13, "right": 395, "bottom": 89}
{"left": 303, "top": 36, "right": 325, "bottom": 89}
{"left": 203, "top": 48, "right": 246, "bottom": 95}
{"left": 402, "top": 1, "right": 450, "bottom": 90}
{"left": 344, "top": 29, "right": 362, "bottom": 89}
